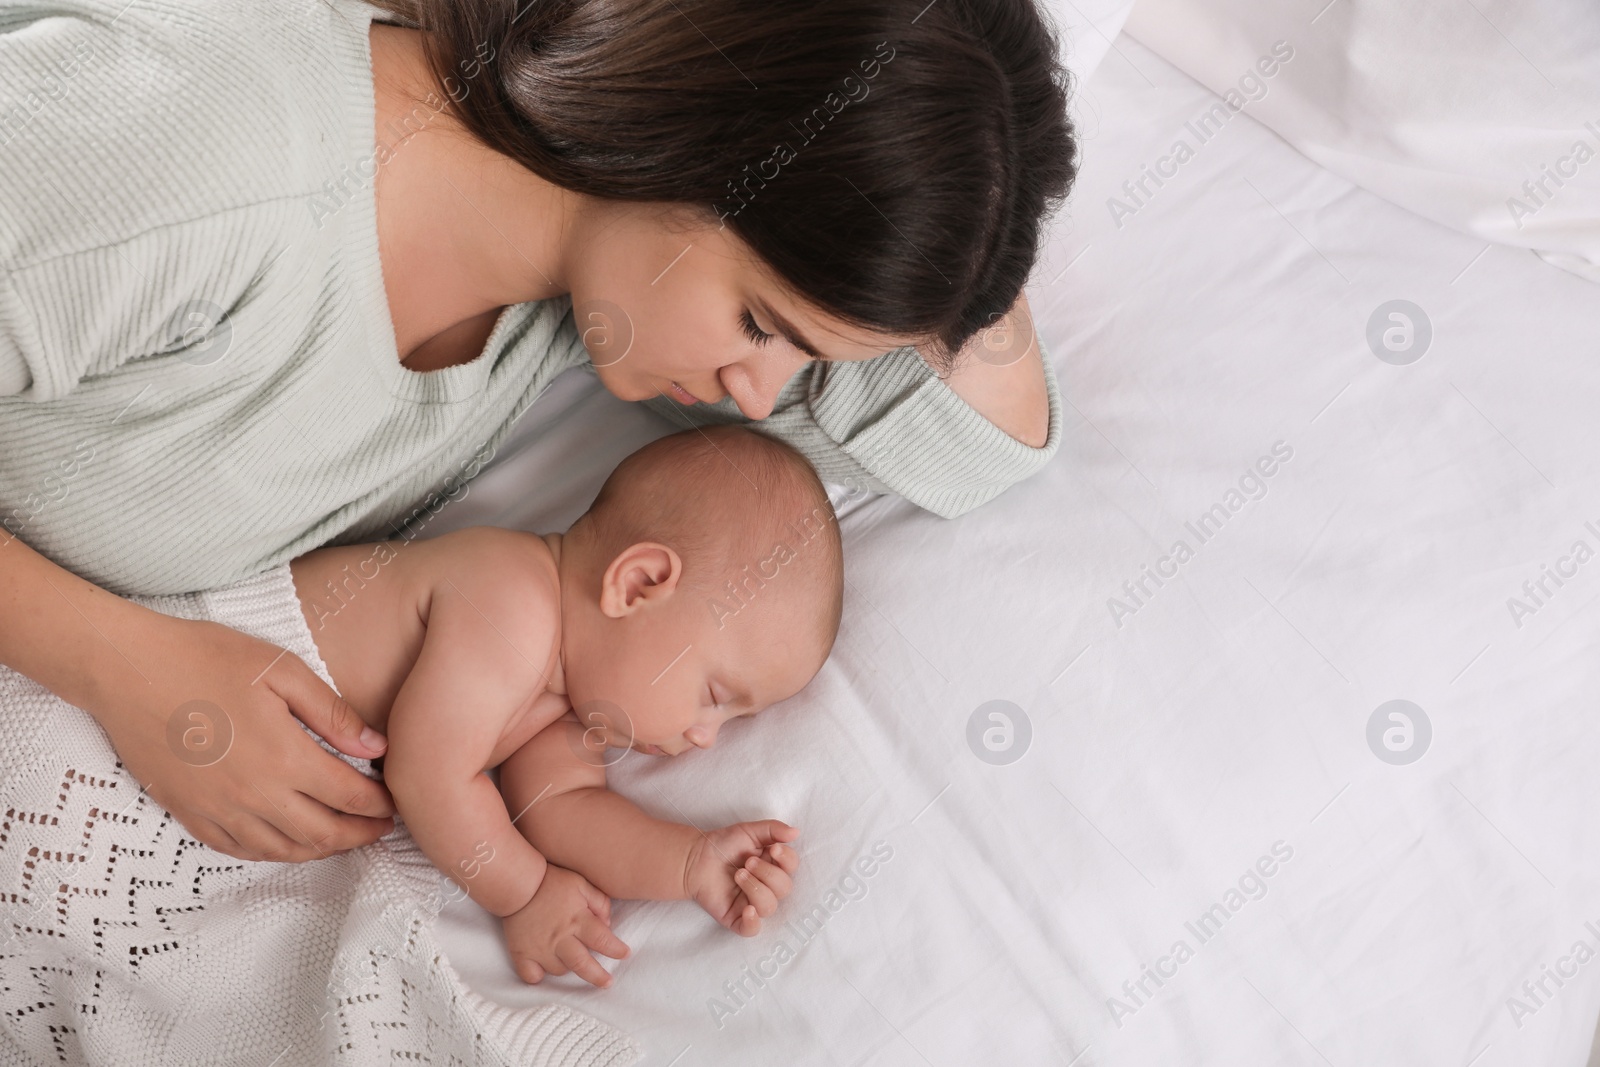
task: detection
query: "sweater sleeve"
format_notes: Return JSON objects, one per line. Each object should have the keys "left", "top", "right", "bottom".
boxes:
{"left": 0, "top": 2, "right": 180, "bottom": 397}
{"left": 0, "top": 4, "right": 109, "bottom": 395}
{"left": 0, "top": 0, "right": 324, "bottom": 400}
{"left": 637, "top": 334, "right": 1064, "bottom": 519}
{"left": 0, "top": 277, "right": 31, "bottom": 394}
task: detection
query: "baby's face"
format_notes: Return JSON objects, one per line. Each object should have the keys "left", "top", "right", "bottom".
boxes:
{"left": 562, "top": 564, "right": 826, "bottom": 758}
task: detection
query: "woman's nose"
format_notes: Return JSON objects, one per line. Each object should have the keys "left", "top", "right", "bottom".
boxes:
{"left": 723, "top": 351, "right": 806, "bottom": 420}
{"left": 723, "top": 368, "right": 778, "bottom": 421}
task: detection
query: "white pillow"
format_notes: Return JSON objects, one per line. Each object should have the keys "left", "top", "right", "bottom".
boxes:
{"left": 1123, "top": 0, "right": 1600, "bottom": 283}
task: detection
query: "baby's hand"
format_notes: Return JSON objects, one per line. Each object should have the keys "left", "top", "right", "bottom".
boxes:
{"left": 502, "top": 866, "right": 630, "bottom": 988}
{"left": 684, "top": 820, "right": 800, "bottom": 936}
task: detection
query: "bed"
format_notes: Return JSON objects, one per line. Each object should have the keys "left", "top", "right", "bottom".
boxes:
{"left": 411, "top": 17, "right": 1600, "bottom": 1067}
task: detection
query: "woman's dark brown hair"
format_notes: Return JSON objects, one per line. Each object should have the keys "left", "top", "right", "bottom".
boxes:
{"left": 368, "top": 0, "right": 1077, "bottom": 368}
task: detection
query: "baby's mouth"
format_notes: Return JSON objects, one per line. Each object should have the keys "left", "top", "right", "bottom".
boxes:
{"left": 667, "top": 381, "right": 699, "bottom": 405}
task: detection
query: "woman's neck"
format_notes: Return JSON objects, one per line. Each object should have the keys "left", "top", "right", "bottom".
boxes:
{"left": 369, "top": 23, "right": 577, "bottom": 359}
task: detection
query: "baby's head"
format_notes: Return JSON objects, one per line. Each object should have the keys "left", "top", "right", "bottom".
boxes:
{"left": 558, "top": 425, "right": 844, "bottom": 757}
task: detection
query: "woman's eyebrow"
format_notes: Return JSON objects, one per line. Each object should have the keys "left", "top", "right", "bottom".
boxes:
{"left": 756, "top": 297, "right": 825, "bottom": 360}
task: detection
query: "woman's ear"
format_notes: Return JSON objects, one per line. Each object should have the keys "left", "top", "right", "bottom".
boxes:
{"left": 598, "top": 542, "right": 682, "bottom": 617}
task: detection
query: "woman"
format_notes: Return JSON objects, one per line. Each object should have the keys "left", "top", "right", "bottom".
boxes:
{"left": 0, "top": 0, "right": 1075, "bottom": 863}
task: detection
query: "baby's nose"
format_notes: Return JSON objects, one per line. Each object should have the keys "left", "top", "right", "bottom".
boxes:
{"left": 686, "top": 723, "right": 720, "bottom": 749}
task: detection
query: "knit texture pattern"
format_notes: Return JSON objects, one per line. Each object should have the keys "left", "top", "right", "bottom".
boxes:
{"left": 0, "top": 565, "right": 638, "bottom": 1067}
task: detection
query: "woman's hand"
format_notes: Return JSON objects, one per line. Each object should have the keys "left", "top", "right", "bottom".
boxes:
{"left": 0, "top": 534, "right": 394, "bottom": 862}
{"left": 103, "top": 614, "right": 397, "bottom": 862}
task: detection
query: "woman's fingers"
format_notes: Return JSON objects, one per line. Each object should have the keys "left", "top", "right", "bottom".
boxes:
{"left": 279, "top": 741, "right": 396, "bottom": 827}
{"left": 272, "top": 791, "right": 392, "bottom": 856}
{"left": 294, "top": 755, "right": 393, "bottom": 825}
{"left": 223, "top": 740, "right": 392, "bottom": 855}
{"left": 187, "top": 814, "right": 253, "bottom": 860}
{"left": 227, "top": 813, "right": 322, "bottom": 864}
{"left": 282, "top": 784, "right": 393, "bottom": 853}
{"left": 268, "top": 653, "right": 389, "bottom": 764}
{"left": 78, "top": 616, "right": 393, "bottom": 863}
{"left": 266, "top": 654, "right": 398, "bottom": 837}
{"left": 238, "top": 731, "right": 393, "bottom": 852}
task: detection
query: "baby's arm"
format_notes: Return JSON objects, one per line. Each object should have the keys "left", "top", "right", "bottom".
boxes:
{"left": 500, "top": 721, "right": 800, "bottom": 934}
{"left": 384, "top": 561, "right": 561, "bottom": 918}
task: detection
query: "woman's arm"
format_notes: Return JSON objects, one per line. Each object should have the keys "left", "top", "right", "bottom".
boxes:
{"left": 637, "top": 290, "right": 1063, "bottom": 519}
{"left": 931, "top": 291, "right": 1050, "bottom": 449}
{"left": 0, "top": 532, "right": 396, "bottom": 861}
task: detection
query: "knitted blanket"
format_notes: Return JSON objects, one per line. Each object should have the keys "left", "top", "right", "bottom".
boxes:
{"left": 0, "top": 565, "right": 638, "bottom": 1067}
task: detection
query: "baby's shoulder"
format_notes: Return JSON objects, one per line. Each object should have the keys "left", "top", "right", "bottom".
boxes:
{"left": 417, "top": 526, "right": 559, "bottom": 604}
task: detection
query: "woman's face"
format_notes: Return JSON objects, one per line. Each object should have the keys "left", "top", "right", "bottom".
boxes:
{"left": 564, "top": 203, "right": 925, "bottom": 419}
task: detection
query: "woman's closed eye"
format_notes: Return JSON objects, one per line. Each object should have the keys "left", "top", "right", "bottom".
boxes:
{"left": 739, "top": 309, "right": 773, "bottom": 347}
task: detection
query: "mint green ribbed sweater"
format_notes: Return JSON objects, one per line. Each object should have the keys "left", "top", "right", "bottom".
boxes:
{"left": 0, "top": 0, "right": 1062, "bottom": 597}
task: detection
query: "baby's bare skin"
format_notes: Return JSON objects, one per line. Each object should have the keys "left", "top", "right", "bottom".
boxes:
{"left": 292, "top": 528, "right": 566, "bottom": 766}
{"left": 288, "top": 523, "right": 808, "bottom": 986}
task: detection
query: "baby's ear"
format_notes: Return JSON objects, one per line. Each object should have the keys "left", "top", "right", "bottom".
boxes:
{"left": 598, "top": 541, "right": 683, "bottom": 616}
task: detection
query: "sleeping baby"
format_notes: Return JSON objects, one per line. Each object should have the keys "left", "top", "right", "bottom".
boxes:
{"left": 288, "top": 425, "right": 844, "bottom": 987}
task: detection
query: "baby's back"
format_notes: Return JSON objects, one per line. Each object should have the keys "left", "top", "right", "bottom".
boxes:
{"left": 290, "top": 527, "right": 559, "bottom": 733}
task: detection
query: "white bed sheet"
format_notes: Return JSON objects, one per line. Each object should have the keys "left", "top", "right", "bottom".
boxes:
{"left": 425, "top": 35, "right": 1600, "bottom": 1067}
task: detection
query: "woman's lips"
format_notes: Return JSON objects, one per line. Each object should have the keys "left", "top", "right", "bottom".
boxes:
{"left": 667, "top": 381, "right": 699, "bottom": 405}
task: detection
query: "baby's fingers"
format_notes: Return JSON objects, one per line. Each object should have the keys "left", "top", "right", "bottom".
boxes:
{"left": 747, "top": 854, "right": 794, "bottom": 899}
{"left": 579, "top": 914, "right": 631, "bottom": 961}
{"left": 766, "top": 841, "right": 800, "bottom": 875}
{"left": 734, "top": 861, "right": 781, "bottom": 917}
{"left": 745, "top": 820, "right": 799, "bottom": 848}
{"left": 732, "top": 902, "right": 762, "bottom": 937}
{"left": 578, "top": 876, "right": 614, "bottom": 924}
{"left": 558, "top": 938, "right": 615, "bottom": 989}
